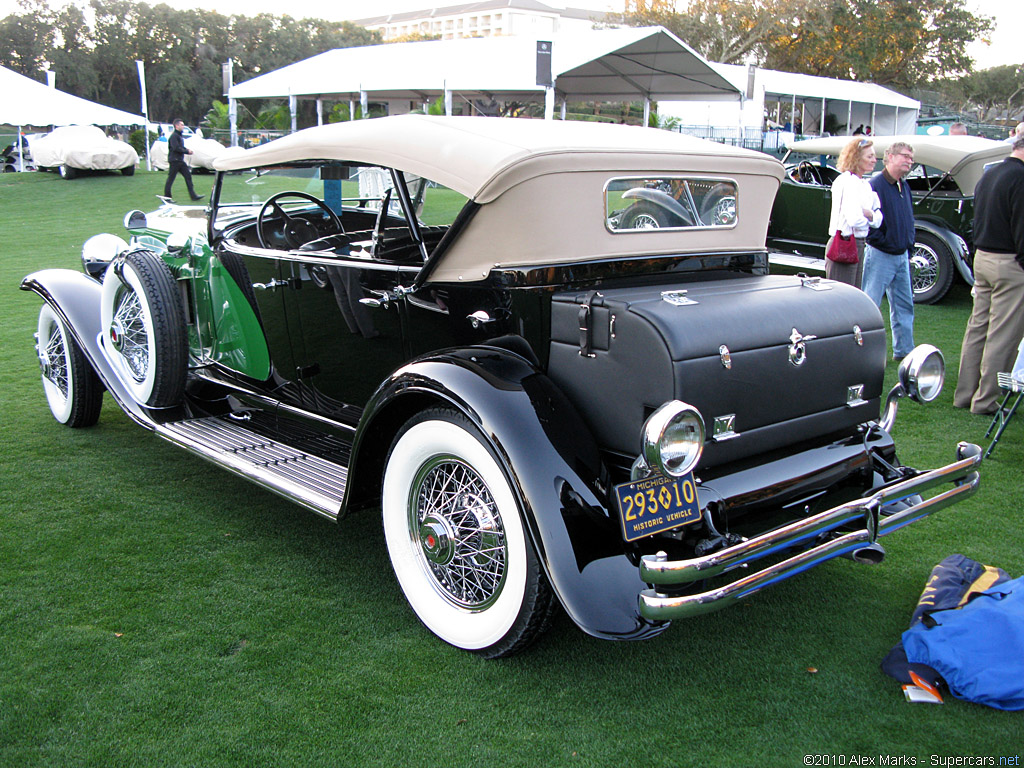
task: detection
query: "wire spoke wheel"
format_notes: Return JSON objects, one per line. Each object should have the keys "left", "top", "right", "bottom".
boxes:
{"left": 36, "top": 304, "right": 103, "bottom": 427}
{"left": 383, "top": 408, "right": 555, "bottom": 658}
{"left": 412, "top": 456, "right": 507, "bottom": 610}
{"left": 110, "top": 287, "right": 149, "bottom": 381}
{"left": 100, "top": 249, "right": 187, "bottom": 407}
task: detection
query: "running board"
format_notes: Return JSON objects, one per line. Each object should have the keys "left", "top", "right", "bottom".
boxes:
{"left": 156, "top": 416, "right": 348, "bottom": 520}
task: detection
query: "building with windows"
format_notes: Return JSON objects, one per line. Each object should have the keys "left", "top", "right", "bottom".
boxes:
{"left": 354, "top": 1, "right": 609, "bottom": 41}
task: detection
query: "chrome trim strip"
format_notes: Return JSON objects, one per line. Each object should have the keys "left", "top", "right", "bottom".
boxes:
{"left": 637, "top": 442, "right": 982, "bottom": 620}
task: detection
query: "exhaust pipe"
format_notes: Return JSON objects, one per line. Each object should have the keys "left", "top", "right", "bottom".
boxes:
{"left": 843, "top": 542, "right": 886, "bottom": 565}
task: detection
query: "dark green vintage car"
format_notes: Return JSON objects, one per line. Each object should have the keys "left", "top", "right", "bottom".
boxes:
{"left": 767, "top": 135, "right": 1009, "bottom": 304}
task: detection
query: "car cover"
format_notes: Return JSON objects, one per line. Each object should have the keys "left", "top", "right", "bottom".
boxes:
{"left": 882, "top": 554, "right": 1024, "bottom": 710}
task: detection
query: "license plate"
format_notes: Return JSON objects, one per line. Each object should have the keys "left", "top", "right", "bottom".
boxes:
{"left": 614, "top": 472, "right": 701, "bottom": 542}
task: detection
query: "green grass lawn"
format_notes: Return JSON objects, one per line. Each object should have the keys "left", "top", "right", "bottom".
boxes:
{"left": 1, "top": 170, "right": 1021, "bottom": 767}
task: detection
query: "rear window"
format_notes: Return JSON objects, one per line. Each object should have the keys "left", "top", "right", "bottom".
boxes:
{"left": 606, "top": 177, "right": 737, "bottom": 232}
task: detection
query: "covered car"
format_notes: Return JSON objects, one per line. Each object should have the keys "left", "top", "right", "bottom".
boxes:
{"left": 28, "top": 124, "right": 138, "bottom": 179}
{"left": 150, "top": 129, "right": 226, "bottom": 171}
{"left": 23, "top": 115, "right": 981, "bottom": 658}
{"left": 768, "top": 135, "right": 1009, "bottom": 304}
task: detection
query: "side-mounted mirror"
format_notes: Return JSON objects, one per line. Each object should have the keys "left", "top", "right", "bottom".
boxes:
{"left": 124, "top": 210, "right": 147, "bottom": 231}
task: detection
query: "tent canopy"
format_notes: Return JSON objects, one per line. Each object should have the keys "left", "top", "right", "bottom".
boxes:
{"left": 229, "top": 27, "right": 740, "bottom": 106}
{"left": 0, "top": 66, "right": 146, "bottom": 128}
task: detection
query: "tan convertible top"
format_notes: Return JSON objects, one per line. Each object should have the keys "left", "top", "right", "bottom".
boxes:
{"left": 787, "top": 135, "right": 1009, "bottom": 194}
{"left": 215, "top": 115, "right": 781, "bottom": 203}
{"left": 215, "top": 115, "right": 786, "bottom": 282}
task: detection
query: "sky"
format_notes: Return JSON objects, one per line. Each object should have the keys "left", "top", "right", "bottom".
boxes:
{"left": 0, "top": 0, "right": 1020, "bottom": 71}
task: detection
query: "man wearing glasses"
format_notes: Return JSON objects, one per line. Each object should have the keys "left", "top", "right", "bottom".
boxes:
{"left": 863, "top": 142, "right": 917, "bottom": 362}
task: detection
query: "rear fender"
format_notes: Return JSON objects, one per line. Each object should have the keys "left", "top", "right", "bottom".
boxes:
{"left": 622, "top": 187, "right": 691, "bottom": 221}
{"left": 348, "top": 347, "right": 666, "bottom": 641}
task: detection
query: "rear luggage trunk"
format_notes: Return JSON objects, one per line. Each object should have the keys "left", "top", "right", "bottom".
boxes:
{"left": 548, "top": 275, "right": 886, "bottom": 470}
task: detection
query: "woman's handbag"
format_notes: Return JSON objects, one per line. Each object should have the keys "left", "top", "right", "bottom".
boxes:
{"left": 826, "top": 231, "right": 859, "bottom": 263}
{"left": 825, "top": 180, "right": 859, "bottom": 264}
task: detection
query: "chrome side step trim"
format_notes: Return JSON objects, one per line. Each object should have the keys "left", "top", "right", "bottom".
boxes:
{"left": 156, "top": 416, "right": 347, "bottom": 520}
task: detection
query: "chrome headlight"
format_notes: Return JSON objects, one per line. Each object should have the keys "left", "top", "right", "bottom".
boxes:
{"left": 900, "top": 344, "right": 945, "bottom": 403}
{"left": 879, "top": 344, "right": 945, "bottom": 431}
{"left": 640, "top": 401, "right": 705, "bottom": 478}
{"left": 81, "top": 233, "right": 128, "bottom": 279}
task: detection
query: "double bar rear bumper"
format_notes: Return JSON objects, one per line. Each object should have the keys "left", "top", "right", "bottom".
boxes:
{"left": 638, "top": 442, "right": 982, "bottom": 620}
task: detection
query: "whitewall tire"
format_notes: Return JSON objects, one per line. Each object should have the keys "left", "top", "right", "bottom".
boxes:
{"left": 382, "top": 408, "right": 555, "bottom": 658}
{"left": 100, "top": 249, "right": 187, "bottom": 407}
{"left": 36, "top": 304, "right": 103, "bottom": 427}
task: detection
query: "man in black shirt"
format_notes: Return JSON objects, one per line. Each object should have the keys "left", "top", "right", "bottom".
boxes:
{"left": 953, "top": 135, "right": 1024, "bottom": 414}
{"left": 163, "top": 119, "right": 203, "bottom": 202}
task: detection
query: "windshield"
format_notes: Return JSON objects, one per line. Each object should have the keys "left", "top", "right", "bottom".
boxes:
{"left": 215, "top": 163, "right": 469, "bottom": 233}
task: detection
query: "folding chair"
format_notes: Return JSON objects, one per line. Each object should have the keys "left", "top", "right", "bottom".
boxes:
{"left": 984, "top": 372, "right": 1024, "bottom": 458}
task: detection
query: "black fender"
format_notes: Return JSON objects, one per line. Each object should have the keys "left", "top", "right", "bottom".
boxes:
{"left": 347, "top": 346, "right": 666, "bottom": 641}
{"left": 20, "top": 268, "right": 187, "bottom": 428}
{"left": 915, "top": 219, "right": 973, "bottom": 286}
{"left": 622, "top": 187, "right": 691, "bottom": 222}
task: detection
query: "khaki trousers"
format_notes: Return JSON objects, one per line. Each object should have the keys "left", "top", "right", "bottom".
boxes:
{"left": 953, "top": 249, "right": 1024, "bottom": 414}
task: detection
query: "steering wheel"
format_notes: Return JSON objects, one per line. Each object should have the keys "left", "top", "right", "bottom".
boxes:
{"left": 257, "top": 191, "right": 343, "bottom": 250}
{"left": 797, "top": 161, "right": 822, "bottom": 185}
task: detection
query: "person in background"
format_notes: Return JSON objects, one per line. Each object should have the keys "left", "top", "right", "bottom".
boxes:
{"left": 1005, "top": 123, "right": 1024, "bottom": 144}
{"left": 949, "top": 122, "right": 968, "bottom": 136}
{"left": 953, "top": 134, "right": 1024, "bottom": 414}
{"left": 826, "top": 137, "right": 882, "bottom": 287}
{"left": 863, "top": 142, "right": 917, "bottom": 362}
{"left": 163, "top": 119, "right": 203, "bottom": 202}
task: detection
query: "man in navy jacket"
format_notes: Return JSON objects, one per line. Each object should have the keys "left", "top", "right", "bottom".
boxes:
{"left": 163, "top": 119, "right": 203, "bottom": 202}
{"left": 863, "top": 142, "right": 916, "bottom": 361}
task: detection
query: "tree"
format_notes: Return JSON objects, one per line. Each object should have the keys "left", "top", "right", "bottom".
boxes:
{"left": 765, "top": 0, "right": 992, "bottom": 87}
{"left": 614, "top": 0, "right": 992, "bottom": 88}
{"left": 933, "top": 65, "right": 1024, "bottom": 123}
{"left": 0, "top": 0, "right": 56, "bottom": 78}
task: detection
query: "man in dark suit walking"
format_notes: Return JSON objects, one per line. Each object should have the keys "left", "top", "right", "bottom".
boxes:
{"left": 163, "top": 119, "right": 203, "bottom": 202}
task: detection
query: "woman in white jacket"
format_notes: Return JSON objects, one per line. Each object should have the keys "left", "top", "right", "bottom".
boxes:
{"left": 826, "top": 137, "right": 883, "bottom": 288}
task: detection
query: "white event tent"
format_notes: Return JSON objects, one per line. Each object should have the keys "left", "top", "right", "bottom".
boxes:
{"left": 226, "top": 27, "right": 741, "bottom": 143}
{"left": 660, "top": 63, "right": 921, "bottom": 139}
{"left": 2, "top": 66, "right": 146, "bottom": 171}
{"left": 1, "top": 66, "right": 146, "bottom": 127}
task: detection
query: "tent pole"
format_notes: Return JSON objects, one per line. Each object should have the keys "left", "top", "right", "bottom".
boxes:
{"left": 317, "top": 98, "right": 323, "bottom": 127}
{"left": 643, "top": 97, "right": 650, "bottom": 127}
{"left": 289, "top": 95, "right": 297, "bottom": 133}
{"left": 846, "top": 101, "right": 852, "bottom": 135}
{"left": 229, "top": 97, "right": 238, "bottom": 147}
{"left": 361, "top": 91, "right": 369, "bottom": 119}
{"left": 444, "top": 84, "right": 452, "bottom": 117}
{"left": 17, "top": 125, "right": 23, "bottom": 172}
{"left": 544, "top": 86, "right": 554, "bottom": 120}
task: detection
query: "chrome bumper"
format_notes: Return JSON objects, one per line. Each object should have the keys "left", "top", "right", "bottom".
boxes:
{"left": 639, "top": 442, "right": 982, "bottom": 620}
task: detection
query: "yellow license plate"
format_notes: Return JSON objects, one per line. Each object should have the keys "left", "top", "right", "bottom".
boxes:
{"left": 614, "top": 472, "right": 702, "bottom": 542}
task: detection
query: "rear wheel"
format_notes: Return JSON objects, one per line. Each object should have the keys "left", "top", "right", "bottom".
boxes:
{"left": 121, "top": 165, "right": 135, "bottom": 176}
{"left": 59, "top": 164, "right": 77, "bottom": 180}
{"left": 100, "top": 249, "right": 187, "bottom": 407}
{"left": 382, "top": 408, "right": 556, "bottom": 658}
{"left": 621, "top": 201, "right": 672, "bottom": 229}
{"left": 36, "top": 304, "right": 103, "bottom": 427}
{"left": 910, "top": 230, "right": 955, "bottom": 304}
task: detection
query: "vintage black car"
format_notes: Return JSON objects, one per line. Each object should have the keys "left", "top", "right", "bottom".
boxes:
{"left": 767, "top": 135, "right": 1010, "bottom": 304}
{"left": 24, "top": 116, "right": 982, "bottom": 657}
